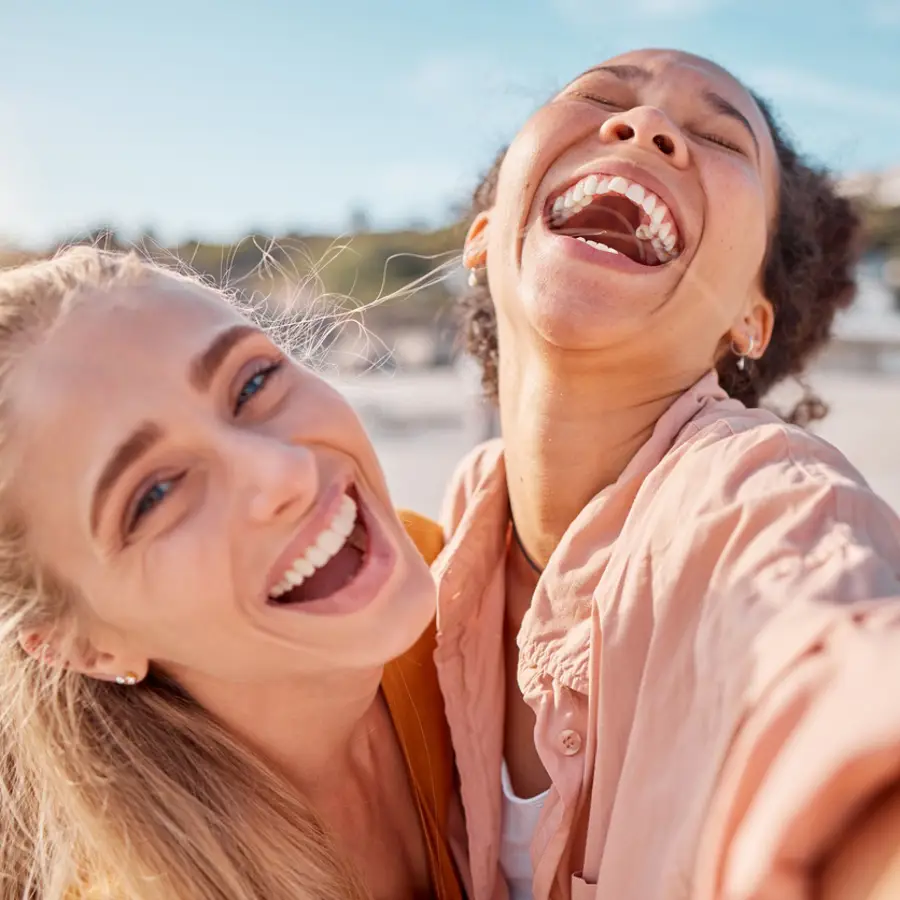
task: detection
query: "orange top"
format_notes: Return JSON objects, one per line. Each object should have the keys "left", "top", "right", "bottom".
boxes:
{"left": 383, "top": 509, "right": 463, "bottom": 900}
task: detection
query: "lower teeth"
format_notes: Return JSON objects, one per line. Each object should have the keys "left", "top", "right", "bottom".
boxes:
{"left": 575, "top": 237, "right": 619, "bottom": 254}
{"left": 574, "top": 235, "right": 675, "bottom": 264}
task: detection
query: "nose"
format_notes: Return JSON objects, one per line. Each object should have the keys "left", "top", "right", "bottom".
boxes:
{"left": 225, "top": 432, "right": 319, "bottom": 524}
{"left": 598, "top": 106, "right": 690, "bottom": 168}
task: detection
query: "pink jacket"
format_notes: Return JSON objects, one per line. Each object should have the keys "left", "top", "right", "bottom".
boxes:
{"left": 433, "top": 371, "right": 900, "bottom": 900}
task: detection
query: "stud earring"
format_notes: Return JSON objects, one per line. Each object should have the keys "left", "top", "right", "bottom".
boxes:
{"left": 466, "top": 265, "right": 486, "bottom": 288}
{"left": 115, "top": 672, "right": 139, "bottom": 686}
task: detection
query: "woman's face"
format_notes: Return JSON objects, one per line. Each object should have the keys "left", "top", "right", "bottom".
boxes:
{"left": 479, "top": 49, "right": 780, "bottom": 368}
{"left": 10, "top": 277, "right": 436, "bottom": 685}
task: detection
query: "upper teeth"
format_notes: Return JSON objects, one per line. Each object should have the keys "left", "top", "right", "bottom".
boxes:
{"left": 550, "top": 173, "right": 681, "bottom": 262}
{"left": 268, "top": 494, "right": 358, "bottom": 599}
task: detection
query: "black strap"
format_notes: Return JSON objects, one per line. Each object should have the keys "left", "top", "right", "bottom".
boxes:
{"left": 510, "top": 513, "right": 544, "bottom": 576}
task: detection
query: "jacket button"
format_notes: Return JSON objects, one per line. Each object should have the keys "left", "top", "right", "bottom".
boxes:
{"left": 558, "top": 729, "right": 583, "bottom": 756}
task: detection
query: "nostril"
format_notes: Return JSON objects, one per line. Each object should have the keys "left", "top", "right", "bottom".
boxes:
{"left": 612, "top": 123, "right": 635, "bottom": 141}
{"left": 654, "top": 134, "right": 676, "bottom": 155}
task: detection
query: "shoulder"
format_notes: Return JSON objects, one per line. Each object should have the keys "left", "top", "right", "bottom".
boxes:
{"left": 679, "top": 403, "right": 865, "bottom": 485}
{"left": 637, "top": 405, "right": 900, "bottom": 597}
{"left": 665, "top": 404, "right": 892, "bottom": 524}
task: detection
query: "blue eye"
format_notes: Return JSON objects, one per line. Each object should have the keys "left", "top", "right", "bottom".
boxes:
{"left": 235, "top": 362, "right": 282, "bottom": 413}
{"left": 130, "top": 476, "right": 182, "bottom": 532}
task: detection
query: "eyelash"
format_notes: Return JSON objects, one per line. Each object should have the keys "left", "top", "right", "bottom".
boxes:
{"left": 126, "top": 360, "right": 284, "bottom": 534}
{"left": 233, "top": 361, "right": 282, "bottom": 414}
{"left": 129, "top": 474, "right": 185, "bottom": 530}
{"left": 697, "top": 133, "right": 743, "bottom": 154}
{"left": 571, "top": 91, "right": 623, "bottom": 108}
{"left": 571, "top": 91, "right": 745, "bottom": 155}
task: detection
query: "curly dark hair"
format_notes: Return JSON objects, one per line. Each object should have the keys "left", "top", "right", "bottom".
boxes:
{"left": 458, "top": 92, "right": 862, "bottom": 426}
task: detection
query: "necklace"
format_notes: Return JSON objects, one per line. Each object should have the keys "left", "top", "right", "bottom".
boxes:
{"left": 510, "top": 515, "right": 544, "bottom": 576}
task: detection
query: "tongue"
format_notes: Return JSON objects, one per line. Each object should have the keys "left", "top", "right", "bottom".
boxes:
{"left": 556, "top": 196, "right": 656, "bottom": 265}
{"left": 303, "top": 544, "right": 364, "bottom": 600}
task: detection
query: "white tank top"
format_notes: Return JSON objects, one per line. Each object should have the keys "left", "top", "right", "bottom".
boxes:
{"left": 499, "top": 760, "right": 551, "bottom": 900}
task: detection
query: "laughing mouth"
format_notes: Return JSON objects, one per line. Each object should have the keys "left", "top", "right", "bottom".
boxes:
{"left": 547, "top": 173, "right": 683, "bottom": 266}
{"left": 267, "top": 491, "right": 369, "bottom": 606}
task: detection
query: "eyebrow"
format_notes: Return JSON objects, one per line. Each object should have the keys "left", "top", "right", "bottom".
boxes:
{"left": 90, "top": 422, "right": 163, "bottom": 535}
{"left": 189, "top": 323, "right": 259, "bottom": 393}
{"left": 702, "top": 90, "right": 760, "bottom": 155}
{"left": 584, "top": 64, "right": 653, "bottom": 83}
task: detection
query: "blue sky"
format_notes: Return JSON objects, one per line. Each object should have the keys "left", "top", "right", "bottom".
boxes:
{"left": 0, "top": 0, "right": 898, "bottom": 246}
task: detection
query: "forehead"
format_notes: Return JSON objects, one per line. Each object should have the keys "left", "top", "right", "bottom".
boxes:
{"left": 578, "top": 48, "right": 768, "bottom": 131}
{"left": 23, "top": 278, "right": 246, "bottom": 395}
{"left": 603, "top": 48, "right": 737, "bottom": 77}
{"left": 7, "top": 280, "right": 251, "bottom": 498}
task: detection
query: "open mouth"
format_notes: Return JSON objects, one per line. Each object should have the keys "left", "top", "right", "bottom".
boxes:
{"left": 546, "top": 173, "right": 683, "bottom": 266}
{"left": 266, "top": 488, "right": 369, "bottom": 607}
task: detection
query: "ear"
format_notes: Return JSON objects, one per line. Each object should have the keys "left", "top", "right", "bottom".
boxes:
{"left": 729, "top": 291, "right": 774, "bottom": 361}
{"left": 463, "top": 211, "right": 491, "bottom": 270}
{"left": 19, "top": 628, "right": 148, "bottom": 685}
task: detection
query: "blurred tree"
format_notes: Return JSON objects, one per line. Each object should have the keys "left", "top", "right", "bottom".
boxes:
{"left": 867, "top": 205, "right": 900, "bottom": 252}
{"left": 349, "top": 206, "right": 371, "bottom": 233}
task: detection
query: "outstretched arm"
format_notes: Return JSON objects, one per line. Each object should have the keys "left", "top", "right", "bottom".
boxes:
{"left": 820, "top": 785, "right": 900, "bottom": 900}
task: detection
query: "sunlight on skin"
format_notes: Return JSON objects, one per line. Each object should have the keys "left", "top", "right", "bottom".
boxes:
{"left": 821, "top": 787, "right": 900, "bottom": 900}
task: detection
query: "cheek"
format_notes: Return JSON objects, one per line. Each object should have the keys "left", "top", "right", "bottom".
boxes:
{"left": 101, "top": 512, "right": 229, "bottom": 646}
{"left": 490, "top": 104, "right": 587, "bottom": 265}
{"left": 498, "top": 110, "right": 550, "bottom": 204}
{"left": 700, "top": 160, "right": 769, "bottom": 278}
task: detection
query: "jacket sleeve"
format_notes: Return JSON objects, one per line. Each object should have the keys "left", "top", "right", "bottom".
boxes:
{"left": 681, "top": 435, "right": 900, "bottom": 899}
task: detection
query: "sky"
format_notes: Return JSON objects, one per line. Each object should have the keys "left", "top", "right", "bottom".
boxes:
{"left": 0, "top": 0, "right": 898, "bottom": 247}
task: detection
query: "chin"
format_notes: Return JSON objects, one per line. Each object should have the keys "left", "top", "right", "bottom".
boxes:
{"left": 518, "top": 256, "right": 673, "bottom": 351}
{"left": 380, "top": 556, "right": 437, "bottom": 651}
{"left": 337, "top": 561, "right": 437, "bottom": 668}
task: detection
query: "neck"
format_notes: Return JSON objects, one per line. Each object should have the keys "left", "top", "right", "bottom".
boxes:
{"left": 177, "top": 664, "right": 385, "bottom": 796}
{"left": 499, "top": 329, "right": 702, "bottom": 569}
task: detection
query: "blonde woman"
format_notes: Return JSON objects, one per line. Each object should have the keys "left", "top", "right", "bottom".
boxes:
{"left": 0, "top": 247, "right": 461, "bottom": 900}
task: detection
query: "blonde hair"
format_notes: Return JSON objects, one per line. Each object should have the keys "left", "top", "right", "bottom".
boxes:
{"left": 0, "top": 247, "right": 368, "bottom": 899}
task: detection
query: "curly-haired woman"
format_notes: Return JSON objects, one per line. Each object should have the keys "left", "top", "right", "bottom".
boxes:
{"left": 436, "top": 48, "right": 900, "bottom": 900}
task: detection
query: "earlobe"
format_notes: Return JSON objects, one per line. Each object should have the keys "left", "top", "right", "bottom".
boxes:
{"left": 463, "top": 212, "right": 491, "bottom": 271}
{"left": 731, "top": 294, "right": 775, "bottom": 361}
